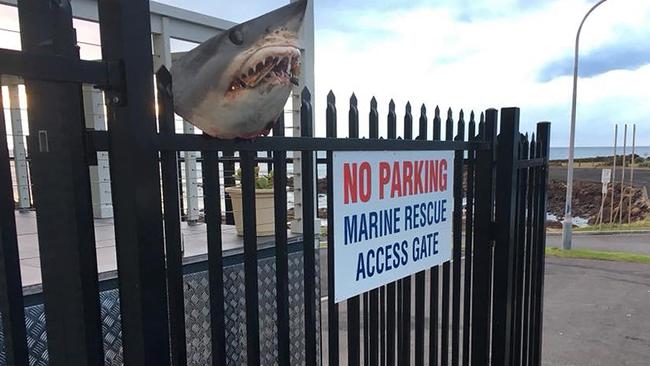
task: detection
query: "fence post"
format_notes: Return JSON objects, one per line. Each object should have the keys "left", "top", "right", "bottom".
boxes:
{"left": 471, "top": 109, "right": 497, "bottom": 366}
{"left": 491, "top": 107, "right": 520, "bottom": 365}
{"left": 156, "top": 68, "right": 189, "bottom": 366}
{"left": 97, "top": 0, "right": 171, "bottom": 363}
{"left": 532, "top": 122, "right": 551, "bottom": 366}
{"left": 17, "top": 1, "right": 104, "bottom": 364}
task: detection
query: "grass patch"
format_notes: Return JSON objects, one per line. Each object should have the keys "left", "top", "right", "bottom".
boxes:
{"left": 574, "top": 218, "right": 650, "bottom": 232}
{"left": 546, "top": 247, "right": 650, "bottom": 264}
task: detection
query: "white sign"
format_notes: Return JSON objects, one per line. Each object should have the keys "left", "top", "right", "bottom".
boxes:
{"left": 332, "top": 150, "right": 454, "bottom": 303}
{"left": 601, "top": 168, "right": 612, "bottom": 184}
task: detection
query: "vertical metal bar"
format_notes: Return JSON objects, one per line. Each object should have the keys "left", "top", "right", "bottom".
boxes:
{"left": 386, "top": 100, "right": 397, "bottom": 366}
{"left": 156, "top": 68, "right": 187, "bottom": 366}
{"left": 380, "top": 286, "right": 386, "bottom": 366}
{"left": 202, "top": 150, "right": 227, "bottom": 365}
{"left": 347, "top": 94, "right": 361, "bottom": 366}
{"left": 512, "top": 135, "right": 529, "bottom": 366}
{"left": 471, "top": 110, "right": 497, "bottom": 366}
{"left": 222, "top": 149, "right": 236, "bottom": 225}
{"left": 266, "top": 150, "right": 273, "bottom": 173}
{"left": 528, "top": 141, "right": 541, "bottom": 366}
{"left": 0, "top": 85, "right": 29, "bottom": 366}
{"left": 441, "top": 108, "right": 454, "bottom": 365}
{"left": 301, "top": 88, "right": 318, "bottom": 365}
{"left": 452, "top": 111, "right": 465, "bottom": 366}
{"left": 98, "top": 0, "right": 172, "bottom": 363}
{"left": 273, "top": 115, "right": 291, "bottom": 365}
{"left": 368, "top": 97, "right": 380, "bottom": 366}
{"left": 400, "top": 102, "right": 413, "bottom": 366}
{"left": 18, "top": 1, "right": 104, "bottom": 364}
{"left": 531, "top": 123, "right": 550, "bottom": 366}
{"left": 414, "top": 104, "right": 427, "bottom": 366}
{"left": 522, "top": 135, "right": 536, "bottom": 366}
{"left": 364, "top": 292, "right": 370, "bottom": 364}
{"left": 462, "top": 113, "right": 476, "bottom": 366}
{"left": 240, "top": 149, "right": 260, "bottom": 365}
{"left": 429, "top": 270, "right": 439, "bottom": 366}
{"left": 491, "top": 108, "right": 520, "bottom": 365}
{"left": 429, "top": 106, "right": 442, "bottom": 366}
{"left": 326, "top": 91, "right": 340, "bottom": 365}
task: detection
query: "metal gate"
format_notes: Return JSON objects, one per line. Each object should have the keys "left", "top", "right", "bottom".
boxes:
{"left": 0, "top": 0, "right": 550, "bottom": 365}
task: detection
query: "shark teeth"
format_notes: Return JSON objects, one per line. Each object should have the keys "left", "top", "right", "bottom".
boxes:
{"left": 229, "top": 51, "right": 301, "bottom": 93}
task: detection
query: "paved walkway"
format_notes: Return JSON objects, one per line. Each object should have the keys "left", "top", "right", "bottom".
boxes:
{"left": 13, "top": 211, "right": 288, "bottom": 287}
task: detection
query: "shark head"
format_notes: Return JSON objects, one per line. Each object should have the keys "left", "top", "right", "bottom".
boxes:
{"left": 171, "top": 0, "right": 307, "bottom": 139}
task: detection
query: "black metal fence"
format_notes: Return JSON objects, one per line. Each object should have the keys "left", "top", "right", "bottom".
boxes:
{"left": 0, "top": 0, "right": 550, "bottom": 365}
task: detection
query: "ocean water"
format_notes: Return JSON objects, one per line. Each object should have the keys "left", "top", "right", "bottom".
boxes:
{"left": 548, "top": 146, "right": 650, "bottom": 160}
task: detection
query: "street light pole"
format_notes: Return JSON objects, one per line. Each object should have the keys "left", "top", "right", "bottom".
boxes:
{"left": 562, "top": 0, "right": 610, "bottom": 250}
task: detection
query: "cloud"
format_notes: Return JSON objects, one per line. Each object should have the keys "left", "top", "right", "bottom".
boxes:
{"left": 539, "top": 35, "right": 650, "bottom": 82}
{"left": 313, "top": 0, "right": 650, "bottom": 146}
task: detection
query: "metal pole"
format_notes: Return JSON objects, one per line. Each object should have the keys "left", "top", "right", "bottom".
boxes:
{"left": 628, "top": 124, "right": 636, "bottom": 224}
{"left": 562, "top": 0, "right": 610, "bottom": 250}
{"left": 609, "top": 124, "right": 617, "bottom": 224}
{"left": 618, "top": 124, "right": 627, "bottom": 224}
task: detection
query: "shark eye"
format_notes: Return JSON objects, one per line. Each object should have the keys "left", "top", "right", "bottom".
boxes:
{"left": 229, "top": 29, "right": 244, "bottom": 45}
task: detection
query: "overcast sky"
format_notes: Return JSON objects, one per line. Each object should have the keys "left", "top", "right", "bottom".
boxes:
{"left": 1, "top": 0, "right": 648, "bottom": 146}
{"left": 159, "top": 0, "right": 650, "bottom": 147}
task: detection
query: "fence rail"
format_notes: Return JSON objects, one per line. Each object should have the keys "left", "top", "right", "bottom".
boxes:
{"left": 0, "top": 0, "right": 550, "bottom": 365}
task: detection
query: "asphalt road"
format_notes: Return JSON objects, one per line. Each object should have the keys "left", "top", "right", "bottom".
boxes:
{"left": 318, "top": 244, "right": 650, "bottom": 365}
{"left": 542, "top": 257, "right": 650, "bottom": 366}
{"left": 550, "top": 166, "right": 650, "bottom": 191}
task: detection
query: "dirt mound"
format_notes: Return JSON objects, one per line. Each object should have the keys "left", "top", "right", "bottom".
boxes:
{"left": 547, "top": 179, "right": 650, "bottom": 225}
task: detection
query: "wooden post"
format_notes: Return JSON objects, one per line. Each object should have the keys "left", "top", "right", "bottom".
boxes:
{"left": 609, "top": 124, "right": 617, "bottom": 224}
{"left": 628, "top": 124, "right": 636, "bottom": 224}
{"left": 618, "top": 124, "right": 627, "bottom": 224}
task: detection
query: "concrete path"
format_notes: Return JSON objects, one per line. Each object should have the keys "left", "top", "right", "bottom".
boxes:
{"left": 546, "top": 232, "right": 650, "bottom": 255}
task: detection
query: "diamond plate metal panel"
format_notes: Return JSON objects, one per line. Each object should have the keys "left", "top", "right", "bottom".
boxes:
{"left": 0, "top": 244, "right": 321, "bottom": 366}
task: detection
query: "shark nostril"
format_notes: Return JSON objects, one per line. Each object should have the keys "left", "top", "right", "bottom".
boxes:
{"left": 248, "top": 68, "right": 254, "bottom": 76}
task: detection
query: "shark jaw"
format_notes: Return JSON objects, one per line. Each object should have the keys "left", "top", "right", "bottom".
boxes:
{"left": 227, "top": 45, "right": 301, "bottom": 96}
